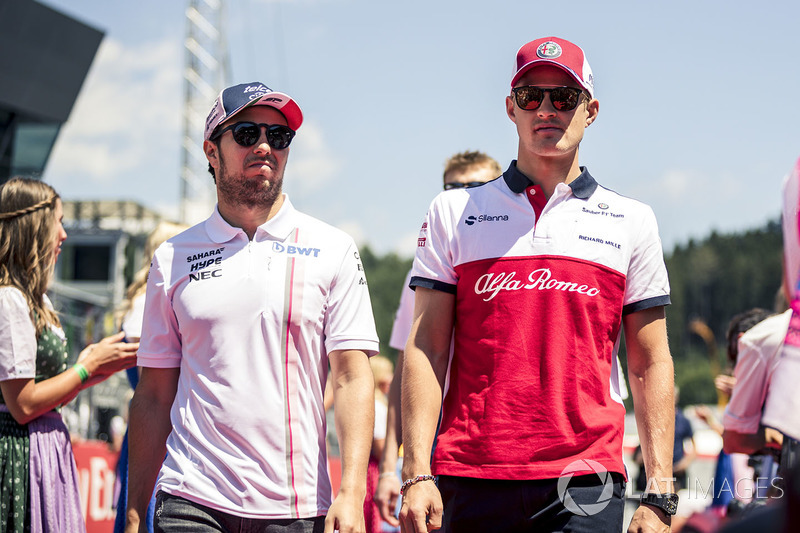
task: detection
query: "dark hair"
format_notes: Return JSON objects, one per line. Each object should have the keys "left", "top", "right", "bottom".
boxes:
{"left": 725, "top": 308, "right": 776, "bottom": 365}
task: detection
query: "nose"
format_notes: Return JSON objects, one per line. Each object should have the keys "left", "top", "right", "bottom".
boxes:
{"left": 253, "top": 128, "right": 273, "bottom": 154}
{"left": 537, "top": 93, "right": 558, "bottom": 116}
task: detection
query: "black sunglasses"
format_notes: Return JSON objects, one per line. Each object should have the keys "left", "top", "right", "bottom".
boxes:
{"left": 511, "top": 86, "right": 585, "bottom": 112}
{"left": 443, "top": 181, "right": 486, "bottom": 191}
{"left": 211, "top": 122, "right": 296, "bottom": 150}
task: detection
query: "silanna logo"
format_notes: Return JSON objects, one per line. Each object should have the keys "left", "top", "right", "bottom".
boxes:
{"left": 464, "top": 213, "right": 509, "bottom": 226}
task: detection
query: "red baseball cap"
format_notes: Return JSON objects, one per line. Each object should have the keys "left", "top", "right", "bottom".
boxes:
{"left": 511, "top": 37, "right": 594, "bottom": 98}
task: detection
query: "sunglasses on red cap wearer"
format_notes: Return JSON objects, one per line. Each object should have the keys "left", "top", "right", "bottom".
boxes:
{"left": 210, "top": 122, "right": 296, "bottom": 150}
{"left": 510, "top": 86, "right": 586, "bottom": 112}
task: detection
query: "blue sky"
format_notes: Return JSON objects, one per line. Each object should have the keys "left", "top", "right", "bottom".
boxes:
{"left": 38, "top": 0, "right": 800, "bottom": 257}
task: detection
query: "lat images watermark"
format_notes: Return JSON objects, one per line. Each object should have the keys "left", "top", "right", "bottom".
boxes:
{"left": 557, "top": 459, "right": 614, "bottom": 516}
{"left": 557, "top": 461, "right": 786, "bottom": 517}
{"left": 631, "top": 476, "right": 785, "bottom": 502}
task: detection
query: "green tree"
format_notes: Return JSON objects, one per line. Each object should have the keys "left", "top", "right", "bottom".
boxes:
{"left": 359, "top": 246, "right": 413, "bottom": 364}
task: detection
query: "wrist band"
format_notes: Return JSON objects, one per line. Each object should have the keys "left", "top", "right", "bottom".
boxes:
{"left": 400, "top": 474, "right": 435, "bottom": 495}
{"left": 379, "top": 471, "right": 398, "bottom": 480}
{"left": 73, "top": 363, "right": 89, "bottom": 384}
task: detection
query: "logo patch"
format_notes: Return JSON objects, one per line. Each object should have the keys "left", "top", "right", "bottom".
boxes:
{"left": 598, "top": 203, "right": 609, "bottom": 210}
{"left": 537, "top": 41, "right": 562, "bottom": 59}
{"left": 465, "top": 214, "right": 509, "bottom": 226}
{"left": 272, "top": 242, "right": 321, "bottom": 257}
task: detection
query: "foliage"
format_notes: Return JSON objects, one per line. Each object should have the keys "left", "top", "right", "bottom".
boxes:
{"left": 673, "top": 353, "right": 718, "bottom": 407}
{"left": 663, "top": 220, "right": 783, "bottom": 405}
{"left": 359, "top": 245, "right": 412, "bottom": 365}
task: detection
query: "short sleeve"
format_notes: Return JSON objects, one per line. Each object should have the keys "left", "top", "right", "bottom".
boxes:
{"left": 137, "top": 247, "right": 183, "bottom": 368}
{"left": 722, "top": 352, "right": 767, "bottom": 434}
{"left": 122, "top": 293, "right": 146, "bottom": 340}
{"left": 410, "top": 196, "right": 458, "bottom": 293}
{"left": 622, "top": 206, "right": 671, "bottom": 314}
{"left": 323, "top": 241, "right": 380, "bottom": 356}
{"left": 374, "top": 399, "right": 388, "bottom": 440}
{"left": 388, "top": 271, "right": 415, "bottom": 352}
{"left": 722, "top": 311, "right": 790, "bottom": 434}
{"left": 0, "top": 288, "right": 37, "bottom": 381}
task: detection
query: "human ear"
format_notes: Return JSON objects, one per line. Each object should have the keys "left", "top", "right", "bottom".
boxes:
{"left": 505, "top": 95, "right": 517, "bottom": 124}
{"left": 204, "top": 140, "right": 220, "bottom": 170}
{"left": 585, "top": 99, "right": 599, "bottom": 127}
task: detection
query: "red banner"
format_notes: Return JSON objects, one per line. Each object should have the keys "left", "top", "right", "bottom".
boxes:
{"left": 73, "top": 440, "right": 119, "bottom": 533}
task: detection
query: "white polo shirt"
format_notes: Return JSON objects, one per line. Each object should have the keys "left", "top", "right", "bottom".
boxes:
{"left": 389, "top": 270, "right": 414, "bottom": 352}
{"left": 411, "top": 162, "right": 669, "bottom": 481}
{"left": 723, "top": 310, "right": 793, "bottom": 435}
{"left": 138, "top": 196, "right": 379, "bottom": 519}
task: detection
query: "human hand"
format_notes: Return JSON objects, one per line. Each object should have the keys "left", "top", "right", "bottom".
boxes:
{"left": 764, "top": 427, "right": 784, "bottom": 449}
{"left": 714, "top": 374, "right": 736, "bottom": 396}
{"left": 324, "top": 490, "right": 365, "bottom": 533}
{"left": 78, "top": 331, "right": 138, "bottom": 378}
{"left": 374, "top": 472, "right": 401, "bottom": 527}
{"left": 399, "top": 479, "right": 442, "bottom": 533}
{"left": 628, "top": 504, "right": 670, "bottom": 533}
{"left": 694, "top": 404, "right": 712, "bottom": 423}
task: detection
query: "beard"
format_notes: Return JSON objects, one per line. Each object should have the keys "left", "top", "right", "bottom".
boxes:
{"left": 216, "top": 152, "right": 284, "bottom": 209}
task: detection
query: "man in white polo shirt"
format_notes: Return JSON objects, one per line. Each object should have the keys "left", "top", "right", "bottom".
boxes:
{"left": 125, "top": 82, "right": 379, "bottom": 533}
{"left": 399, "top": 37, "right": 676, "bottom": 532}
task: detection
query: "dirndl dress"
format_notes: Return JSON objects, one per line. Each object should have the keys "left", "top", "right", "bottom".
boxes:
{"left": 0, "top": 323, "right": 86, "bottom": 532}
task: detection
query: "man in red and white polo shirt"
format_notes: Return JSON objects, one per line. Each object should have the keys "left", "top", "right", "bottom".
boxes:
{"left": 126, "top": 82, "right": 379, "bottom": 533}
{"left": 399, "top": 37, "right": 676, "bottom": 533}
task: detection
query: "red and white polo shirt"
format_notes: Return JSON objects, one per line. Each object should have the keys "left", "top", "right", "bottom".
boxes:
{"left": 411, "top": 161, "right": 670, "bottom": 481}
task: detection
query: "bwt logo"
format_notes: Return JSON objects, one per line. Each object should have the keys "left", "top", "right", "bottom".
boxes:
{"left": 557, "top": 459, "right": 614, "bottom": 516}
{"left": 272, "top": 242, "right": 321, "bottom": 257}
{"left": 464, "top": 214, "right": 509, "bottom": 226}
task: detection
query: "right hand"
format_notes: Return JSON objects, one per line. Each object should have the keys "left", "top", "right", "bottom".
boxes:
{"left": 374, "top": 472, "right": 401, "bottom": 527}
{"left": 78, "top": 331, "right": 138, "bottom": 378}
{"left": 399, "top": 479, "right": 442, "bottom": 533}
{"left": 714, "top": 374, "right": 736, "bottom": 396}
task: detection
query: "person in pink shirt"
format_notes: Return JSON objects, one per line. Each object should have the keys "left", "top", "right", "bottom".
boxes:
{"left": 125, "top": 83, "right": 379, "bottom": 533}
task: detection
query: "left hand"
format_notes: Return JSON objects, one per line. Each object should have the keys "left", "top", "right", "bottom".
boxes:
{"left": 628, "top": 504, "right": 670, "bottom": 533}
{"left": 374, "top": 472, "right": 401, "bottom": 527}
{"left": 324, "top": 490, "right": 366, "bottom": 533}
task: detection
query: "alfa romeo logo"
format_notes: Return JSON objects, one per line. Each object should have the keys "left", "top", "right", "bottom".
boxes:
{"left": 536, "top": 41, "right": 562, "bottom": 59}
{"left": 557, "top": 459, "right": 614, "bottom": 516}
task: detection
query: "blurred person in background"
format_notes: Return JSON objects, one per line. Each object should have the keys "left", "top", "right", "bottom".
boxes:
{"left": 113, "top": 221, "right": 189, "bottom": 533}
{"left": 373, "top": 150, "right": 501, "bottom": 528}
{"left": 365, "top": 355, "right": 393, "bottom": 533}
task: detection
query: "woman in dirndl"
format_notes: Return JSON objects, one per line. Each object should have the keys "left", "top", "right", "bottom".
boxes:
{"left": 0, "top": 177, "right": 138, "bottom": 532}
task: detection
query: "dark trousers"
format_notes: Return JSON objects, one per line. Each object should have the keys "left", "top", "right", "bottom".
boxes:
{"left": 154, "top": 491, "right": 326, "bottom": 533}
{"left": 437, "top": 473, "right": 626, "bottom": 533}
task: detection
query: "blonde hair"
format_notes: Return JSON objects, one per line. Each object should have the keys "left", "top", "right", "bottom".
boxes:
{"left": 370, "top": 355, "right": 394, "bottom": 403}
{"left": 443, "top": 150, "right": 502, "bottom": 183}
{"left": 0, "top": 178, "right": 61, "bottom": 335}
{"left": 115, "top": 221, "right": 189, "bottom": 326}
